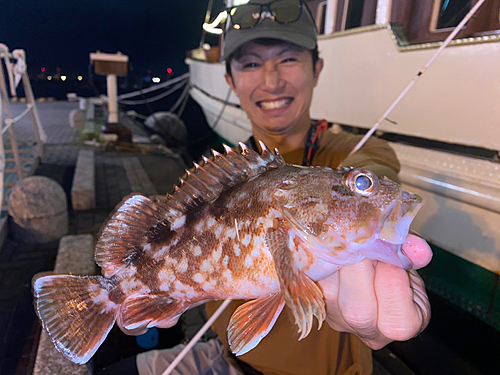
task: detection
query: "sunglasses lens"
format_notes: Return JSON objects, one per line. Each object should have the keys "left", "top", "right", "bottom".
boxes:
{"left": 231, "top": 4, "right": 262, "bottom": 29}
{"left": 270, "top": 0, "right": 302, "bottom": 23}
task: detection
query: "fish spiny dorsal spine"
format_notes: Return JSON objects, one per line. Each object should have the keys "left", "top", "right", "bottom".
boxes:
{"left": 169, "top": 142, "right": 285, "bottom": 214}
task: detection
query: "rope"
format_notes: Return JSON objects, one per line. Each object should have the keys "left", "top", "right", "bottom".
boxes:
{"left": 345, "top": 0, "right": 486, "bottom": 159}
{"left": 1, "top": 103, "right": 33, "bottom": 135}
{"left": 118, "top": 73, "right": 190, "bottom": 100}
{"left": 119, "top": 79, "right": 189, "bottom": 106}
{"left": 176, "top": 86, "right": 191, "bottom": 118}
{"left": 169, "top": 81, "right": 191, "bottom": 113}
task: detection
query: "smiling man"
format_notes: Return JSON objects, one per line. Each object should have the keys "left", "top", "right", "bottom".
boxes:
{"left": 203, "top": 1, "right": 431, "bottom": 374}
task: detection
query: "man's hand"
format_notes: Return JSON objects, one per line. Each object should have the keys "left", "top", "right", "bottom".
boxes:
{"left": 318, "top": 234, "right": 432, "bottom": 349}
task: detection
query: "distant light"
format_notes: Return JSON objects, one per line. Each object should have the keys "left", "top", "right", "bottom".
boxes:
{"left": 147, "top": 69, "right": 152, "bottom": 74}
{"left": 167, "top": 68, "right": 172, "bottom": 74}
{"left": 47, "top": 76, "right": 52, "bottom": 81}
{"left": 41, "top": 67, "right": 46, "bottom": 72}
{"left": 77, "top": 75, "right": 83, "bottom": 81}
{"left": 61, "top": 75, "right": 67, "bottom": 81}
{"left": 56, "top": 67, "right": 61, "bottom": 72}
{"left": 152, "top": 77, "right": 160, "bottom": 83}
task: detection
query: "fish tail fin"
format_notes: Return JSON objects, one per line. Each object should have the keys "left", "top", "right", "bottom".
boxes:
{"left": 33, "top": 274, "right": 117, "bottom": 364}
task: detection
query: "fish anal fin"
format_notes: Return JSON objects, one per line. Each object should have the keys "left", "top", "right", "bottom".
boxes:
{"left": 265, "top": 221, "right": 326, "bottom": 340}
{"left": 95, "top": 194, "right": 167, "bottom": 277}
{"left": 228, "top": 294, "right": 285, "bottom": 356}
{"left": 119, "top": 295, "right": 187, "bottom": 334}
{"left": 33, "top": 275, "right": 116, "bottom": 364}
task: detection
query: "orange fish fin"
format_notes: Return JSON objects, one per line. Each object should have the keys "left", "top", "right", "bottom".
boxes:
{"left": 33, "top": 275, "right": 116, "bottom": 364}
{"left": 95, "top": 194, "right": 171, "bottom": 277}
{"left": 120, "top": 294, "right": 187, "bottom": 334}
{"left": 265, "top": 221, "right": 326, "bottom": 340}
{"left": 228, "top": 293, "right": 285, "bottom": 356}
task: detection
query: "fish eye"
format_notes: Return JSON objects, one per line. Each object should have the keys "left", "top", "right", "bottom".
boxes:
{"left": 342, "top": 169, "right": 378, "bottom": 196}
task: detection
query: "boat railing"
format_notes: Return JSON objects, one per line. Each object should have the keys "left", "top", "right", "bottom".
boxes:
{"left": 0, "top": 44, "right": 46, "bottom": 208}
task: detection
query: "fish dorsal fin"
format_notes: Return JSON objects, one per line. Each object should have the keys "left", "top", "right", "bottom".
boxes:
{"left": 94, "top": 142, "right": 285, "bottom": 278}
{"left": 95, "top": 194, "right": 171, "bottom": 277}
{"left": 169, "top": 141, "right": 285, "bottom": 213}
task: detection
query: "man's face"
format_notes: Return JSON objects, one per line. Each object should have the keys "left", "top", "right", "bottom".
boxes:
{"left": 225, "top": 41, "right": 323, "bottom": 138}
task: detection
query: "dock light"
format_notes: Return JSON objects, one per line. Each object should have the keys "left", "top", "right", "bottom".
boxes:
{"left": 77, "top": 75, "right": 83, "bottom": 81}
{"left": 61, "top": 75, "right": 67, "bottom": 81}
{"left": 152, "top": 77, "right": 160, "bottom": 83}
{"left": 47, "top": 76, "right": 52, "bottom": 81}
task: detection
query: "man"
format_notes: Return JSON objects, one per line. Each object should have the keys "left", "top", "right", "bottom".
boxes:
{"left": 202, "top": 1, "right": 431, "bottom": 374}
{"left": 104, "top": 1, "right": 432, "bottom": 374}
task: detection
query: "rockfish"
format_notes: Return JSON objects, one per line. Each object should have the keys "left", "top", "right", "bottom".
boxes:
{"left": 33, "top": 142, "right": 422, "bottom": 364}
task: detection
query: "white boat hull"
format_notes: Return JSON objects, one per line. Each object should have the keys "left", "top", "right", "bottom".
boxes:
{"left": 187, "top": 25, "right": 500, "bottom": 273}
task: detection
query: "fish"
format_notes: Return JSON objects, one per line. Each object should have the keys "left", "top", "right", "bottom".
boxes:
{"left": 32, "top": 141, "right": 423, "bottom": 364}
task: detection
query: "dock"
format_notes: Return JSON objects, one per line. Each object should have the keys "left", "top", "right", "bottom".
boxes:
{"left": 0, "top": 101, "right": 188, "bottom": 374}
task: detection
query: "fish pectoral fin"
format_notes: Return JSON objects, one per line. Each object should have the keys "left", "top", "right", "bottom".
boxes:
{"left": 120, "top": 294, "right": 186, "bottom": 334}
{"left": 32, "top": 275, "right": 116, "bottom": 364}
{"left": 228, "top": 293, "right": 285, "bottom": 356}
{"left": 265, "top": 221, "right": 326, "bottom": 340}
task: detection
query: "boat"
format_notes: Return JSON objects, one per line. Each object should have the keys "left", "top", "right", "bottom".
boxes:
{"left": 187, "top": 0, "right": 500, "bottom": 369}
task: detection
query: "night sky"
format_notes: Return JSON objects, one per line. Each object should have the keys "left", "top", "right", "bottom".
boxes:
{"left": 2, "top": 0, "right": 225, "bottom": 78}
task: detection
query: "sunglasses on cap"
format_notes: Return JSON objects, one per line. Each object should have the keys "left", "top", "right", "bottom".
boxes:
{"left": 226, "top": 0, "right": 313, "bottom": 30}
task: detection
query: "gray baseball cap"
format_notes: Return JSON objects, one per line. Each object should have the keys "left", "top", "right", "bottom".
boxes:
{"left": 222, "top": 0, "right": 318, "bottom": 60}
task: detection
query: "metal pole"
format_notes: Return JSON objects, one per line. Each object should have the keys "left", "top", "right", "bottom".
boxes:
{"left": 0, "top": 60, "right": 3, "bottom": 208}
{"left": 0, "top": 59, "right": 24, "bottom": 182}
{"left": 107, "top": 74, "right": 118, "bottom": 123}
{"left": 199, "top": 0, "right": 215, "bottom": 47}
{"left": 22, "top": 71, "right": 45, "bottom": 157}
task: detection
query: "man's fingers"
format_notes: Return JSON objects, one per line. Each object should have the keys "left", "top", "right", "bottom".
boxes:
{"left": 375, "top": 263, "right": 429, "bottom": 341}
{"left": 337, "top": 259, "right": 379, "bottom": 337}
{"left": 402, "top": 234, "right": 433, "bottom": 269}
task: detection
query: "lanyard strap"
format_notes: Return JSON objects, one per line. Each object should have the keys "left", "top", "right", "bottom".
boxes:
{"left": 302, "top": 119, "right": 328, "bottom": 166}
{"left": 245, "top": 119, "right": 328, "bottom": 166}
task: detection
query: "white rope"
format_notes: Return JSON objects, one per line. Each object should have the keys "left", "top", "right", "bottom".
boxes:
{"left": 176, "top": 87, "right": 191, "bottom": 118}
{"left": 169, "top": 81, "right": 191, "bottom": 114}
{"left": 1, "top": 103, "right": 33, "bottom": 135}
{"left": 160, "top": 300, "right": 232, "bottom": 375}
{"left": 119, "top": 79, "right": 188, "bottom": 106}
{"left": 118, "top": 73, "right": 190, "bottom": 100}
{"left": 345, "top": 0, "right": 486, "bottom": 159}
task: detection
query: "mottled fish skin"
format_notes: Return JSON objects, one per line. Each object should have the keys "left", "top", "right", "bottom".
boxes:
{"left": 32, "top": 142, "right": 423, "bottom": 364}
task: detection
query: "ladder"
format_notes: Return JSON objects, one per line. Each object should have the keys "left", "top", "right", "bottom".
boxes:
{"left": 0, "top": 44, "right": 46, "bottom": 208}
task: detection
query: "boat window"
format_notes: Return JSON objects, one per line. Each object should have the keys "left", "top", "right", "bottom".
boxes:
{"left": 432, "top": 0, "right": 472, "bottom": 30}
{"left": 344, "top": 0, "right": 366, "bottom": 29}
{"left": 316, "top": 1, "right": 328, "bottom": 34}
{"left": 395, "top": 0, "right": 500, "bottom": 44}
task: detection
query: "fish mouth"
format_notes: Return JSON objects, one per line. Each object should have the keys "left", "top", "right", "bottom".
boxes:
{"left": 377, "top": 191, "right": 423, "bottom": 269}
{"left": 257, "top": 98, "right": 293, "bottom": 110}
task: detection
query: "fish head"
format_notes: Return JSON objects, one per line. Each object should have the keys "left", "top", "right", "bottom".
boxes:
{"left": 274, "top": 167, "right": 423, "bottom": 270}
